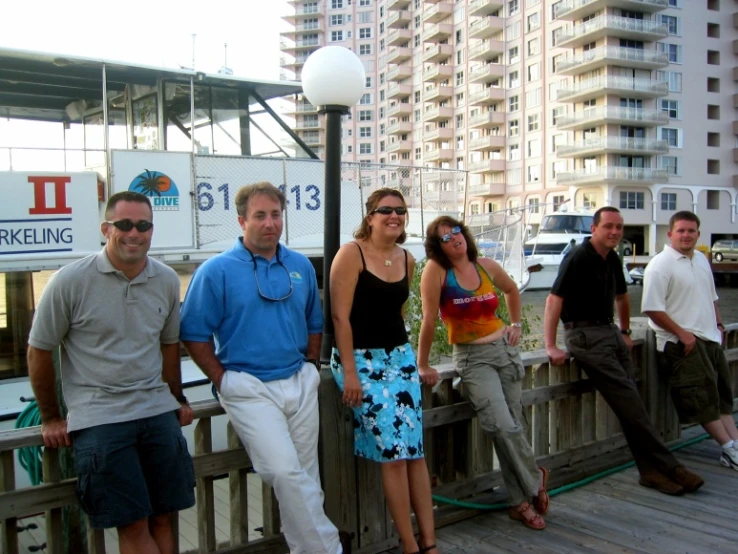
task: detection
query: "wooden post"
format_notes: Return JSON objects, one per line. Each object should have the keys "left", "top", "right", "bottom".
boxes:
{"left": 227, "top": 422, "right": 249, "bottom": 546}
{"left": 533, "top": 362, "right": 550, "bottom": 457}
{"left": 42, "top": 448, "right": 64, "bottom": 554}
{"left": 1, "top": 450, "right": 18, "bottom": 554}
{"left": 195, "top": 418, "right": 216, "bottom": 552}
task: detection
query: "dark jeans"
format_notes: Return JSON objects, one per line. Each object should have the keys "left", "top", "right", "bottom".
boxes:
{"left": 565, "top": 324, "right": 679, "bottom": 476}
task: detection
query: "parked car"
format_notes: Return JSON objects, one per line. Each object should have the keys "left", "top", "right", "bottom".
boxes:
{"left": 629, "top": 266, "right": 644, "bottom": 285}
{"left": 712, "top": 240, "right": 738, "bottom": 262}
{"left": 620, "top": 239, "right": 633, "bottom": 256}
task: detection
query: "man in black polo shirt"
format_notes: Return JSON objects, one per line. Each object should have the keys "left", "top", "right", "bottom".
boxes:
{"left": 543, "top": 206, "right": 703, "bottom": 496}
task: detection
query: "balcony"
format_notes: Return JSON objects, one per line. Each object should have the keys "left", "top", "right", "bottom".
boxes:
{"left": 557, "top": 16, "right": 668, "bottom": 49}
{"left": 388, "top": 83, "right": 413, "bottom": 100}
{"left": 387, "top": 102, "right": 413, "bottom": 117}
{"left": 469, "top": 40, "right": 505, "bottom": 61}
{"left": 424, "top": 126, "right": 454, "bottom": 141}
{"left": 556, "top": 76, "right": 669, "bottom": 103}
{"left": 282, "top": 6, "right": 324, "bottom": 23}
{"left": 556, "top": 166, "right": 669, "bottom": 185}
{"left": 469, "top": 87, "right": 506, "bottom": 105}
{"left": 469, "top": 17, "right": 504, "bottom": 40}
{"left": 554, "top": 0, "right": 668, "bottom": 21}
{"left": 387, "top": 10, "right": 412, "bottom": 28}
{"left": 468, "top": 159, "right": 507, "bottom": 173}
{"left": 280, "top": 38, "right": 321, "bottom": 53}
{"left": 424, "top": 147, "right": 454, "bottom": 162}
{"left": 469, "top": 64, "right": 505, "bottom": 84}
{"left": 387, "top": 121, "right": 413, "bottom": 135}
{"left": 469, "top": 135, "right": 506, "bottom": 151}
{"left": 387, "top": 47, "right": 413, "bottom": 64}
{"left": 425, "top": 85, "right": 453, "bottom": 102}
{"left": 387, "top": 64, "right": 413, "bottom": 82}
{"left": 387, "top": 0, "right": 411, "bottom": 10}
{"left": 423, "top": 106, "right": 454, "bottom": 122}
{"left": 557, "top": 46, "right": 668, "bottom": 75}
{"left": 293, "top": 118, "right": 321, "bottom": 130}
{"left": 557, "top": 137, "right": 669, "bottom": 158}
{"left": 423, "top": 64, "right": 454, "bottom": 82}
{"left": 469, "top": 110, "right": 506, "bottom": 128}
{"left": 280, "top": 22, "right": 324, "bottom": 38}
{"left": 285, "top": 103, "right": 319, "bottom": 114}
{"left": 423, "top": 44, "right": 454, "bottom": 63}
{"left": 422, "top": 23, "right": 454, "bottom": 43}
{"left": 301, "top": 133, "right": 324, "bottom": 147}
{"left": 387, "top": 140, "right": 413, "bottom": 153}
{"left": 556, "top": 107, "right": 669, "bottom": 131}
{"left": 387, "top": 28, "right": 413, "bottom": 47}
{"left": 282, "top": 54, "right": 313, "bottom": 69}
{"left": 422, "top": 3, "right": 453, "bottom": 24}
{"left": 469, "top": 182, "right": 506, "bottom": 197}
{"left": 469, "top": 0, "right": 505, "bottom": 17}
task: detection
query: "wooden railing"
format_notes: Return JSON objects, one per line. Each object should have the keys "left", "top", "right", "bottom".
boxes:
{"left": 2, "top": 325, "right": 737, "bottom": 554}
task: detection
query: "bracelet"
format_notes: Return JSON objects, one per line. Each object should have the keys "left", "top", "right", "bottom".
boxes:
{"left": 511, "top": 322, "right": 522, "bottom": 328}
{"left": 175, "top": 394, "right": 189, "bottom": 405}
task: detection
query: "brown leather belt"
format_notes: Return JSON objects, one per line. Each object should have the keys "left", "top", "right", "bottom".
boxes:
{"left": 563, "top": 319, "right": 613, "bottom": 330}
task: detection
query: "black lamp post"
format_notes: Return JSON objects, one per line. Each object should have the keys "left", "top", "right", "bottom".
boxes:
{"left": 301, "top": 46, "right": 366, "bottom": 362}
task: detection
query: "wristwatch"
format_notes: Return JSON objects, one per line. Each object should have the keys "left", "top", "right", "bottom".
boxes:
{"left": 620, "top": 329, "right": 632, "bottom": 336}
{"left": 306, "top": 358, "right": 321, "bottom": 369}
{"left": 176, "top": 394, "right": 189, "bottom": 405}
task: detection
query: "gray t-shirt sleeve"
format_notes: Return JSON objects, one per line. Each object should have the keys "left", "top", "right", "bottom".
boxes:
{"left": 28, "top": 270, "right": 72, "bottom": 351}
{"left": 159, "top": 267, "right": 182, "bottom": 345}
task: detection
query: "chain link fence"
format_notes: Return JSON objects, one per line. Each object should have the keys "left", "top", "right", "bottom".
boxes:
{"left": 192, "top": 155, "right": 467, "bottom": 248}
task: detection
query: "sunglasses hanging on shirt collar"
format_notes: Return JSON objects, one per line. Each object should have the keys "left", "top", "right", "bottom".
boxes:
{"left": 245, "top": 247, "right": 293, "bottom": 302}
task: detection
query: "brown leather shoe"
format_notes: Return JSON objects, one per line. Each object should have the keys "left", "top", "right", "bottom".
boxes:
{"left": 669, "top": 465, "right": 704, "bottom": 493}
{"left": 339, "top": 530, "right": 353, "bottom": 554}
{"left": 639, "top": 471, "right": 684, "bottom": 496}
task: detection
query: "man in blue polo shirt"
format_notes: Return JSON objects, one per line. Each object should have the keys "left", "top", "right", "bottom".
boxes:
{"left": 181, "top": 182, "right": 350, "bottom": 554}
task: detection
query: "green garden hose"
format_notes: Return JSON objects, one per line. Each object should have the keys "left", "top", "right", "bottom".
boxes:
{"left": 431, "top": 432, "right": 711, "bottom": 510}
{"left": 14, "top": 400, "right": 44, "bottom": 485}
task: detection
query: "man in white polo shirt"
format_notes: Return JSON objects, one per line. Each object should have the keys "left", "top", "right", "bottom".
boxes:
{"left": 642, "top": 210, "right": 738, "bottom": 471}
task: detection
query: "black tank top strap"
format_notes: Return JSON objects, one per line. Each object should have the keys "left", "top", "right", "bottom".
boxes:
{"left": 403, "top": 248, "right": 409, "bottom": 281}
{"left": 354, "top": 242, "right": 367, "bottom": 271}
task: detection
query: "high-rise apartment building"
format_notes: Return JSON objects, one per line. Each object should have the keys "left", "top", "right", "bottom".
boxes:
{"left": 281, "top": 0, "right": 738, "bottom": 253}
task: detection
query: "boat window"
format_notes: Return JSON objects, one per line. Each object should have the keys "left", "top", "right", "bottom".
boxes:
{"left": 538, "top": 215, "right": 593, "bottom": 234}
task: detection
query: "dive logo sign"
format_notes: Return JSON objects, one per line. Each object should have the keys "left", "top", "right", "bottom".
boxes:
{"left": 129, "top": 169, "right": 180, "bottom": 211}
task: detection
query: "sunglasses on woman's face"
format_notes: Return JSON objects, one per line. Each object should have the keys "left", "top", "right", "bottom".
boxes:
{"left": 440, "top": 226, "right": 462, "bottom": 243}
{"left": 105, "top": 219, "right": 154, "bottom": 232}
{"left": 371, "top": 206, "right": 407, "bottom": 216}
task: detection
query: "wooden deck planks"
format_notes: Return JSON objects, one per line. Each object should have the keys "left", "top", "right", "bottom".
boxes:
{"left": 392, "top": 439, "right": 738, "bottom": 554}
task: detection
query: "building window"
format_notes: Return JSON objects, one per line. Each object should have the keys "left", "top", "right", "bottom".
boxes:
{"left": 509, "top": 71, "right": 520, "bottom": 88}
{"left": 619, "top": 191, "right": 644, "bottom": 210}
{"left": 508, "top": 46, "right": 519, "bottom": 65}
{"left": 552, "top": 194, "right": 565, "bottom": 211}
{"left": 552, "top": 106, "right": 564, "bottom": 125}
{"left": 456, "top": 114, "right": 464, "bottom": 129}
{"left": 509, "top": 144, "right": 520, "bottom": 160}
{"left": 331, "top": 0, "right": 344, "bottom": 8}
{"left": 528, "top": 114, "right": 539, "bottom": 132}
{"left": 359, "top": 110, "right": 374, "bottom": 121}
{"left": 359, "top": 27, "right": 372, "bottom": 39}
{"left": 359, "top": 44, "right": 372, "bottom": 55}
{"left": 359, "top": 127, "right": 372, "bottom": 138}
{"left": 657, "top": 43, "right": 682, "bottom": 64}
{"left": 508, "top": 0, "right": 519, "bottom": 16}
{"left": 508, "top": 119, "right": 519, "bottom": 137}
{"left": 528, "top": 197, "right": 540, "bottom": 214}
{"left": 661, "top": 128, "right": 680, "bottom": 147}
{"left": 360, "top": 93, "right": 372, "bottom": 105}
{"left": 359, "top": 143, "right": 373, "bottom": 155}
{"left": 330, "top": 15, "right": 344, "bottom": 26}
{"left": 509, "top": 95, "right": 519, "bottom": 112}
{"left": 360, "top": 0, "right": 372, "bottom": 6}
{"left": 456, "top": 72, "right": 464, "bottom": 86}
{"left": 583, "top": 193, "right": 596, "bottom": 209}
{"left": 365, "top": 76, "right": 373, "bottom": 88}
{"left": 527, "top": 62, "right": 540, "bottom": 82}
{"left": 660, "top": 99, "right": 680, "bottom": 119}
{"left": 706, "top": 190, "right": 720, "bottom": 209}
{"left": 527, "top": 38, "right": 540, "bottom": 56}
{"left": 527, "top": 12, "right": 540, "bottom": 32}
{"left": 660, "top": 156, "right": 679, "bottom": 176}
{"left": 661, "top": 192, "right": 677, "bottom": 211}
{"left": 527, "top": 165, "right": 541, "bottom": 182}
{"left": 659, "top": 15, "right": 679, "bottom": 36}
{"left": 330, "top": 31, "right": 344, "bottom": 42}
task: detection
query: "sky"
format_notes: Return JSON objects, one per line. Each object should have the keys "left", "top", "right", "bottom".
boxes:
{"left": 1, "top": 0, "right": 290, "bottom": 81}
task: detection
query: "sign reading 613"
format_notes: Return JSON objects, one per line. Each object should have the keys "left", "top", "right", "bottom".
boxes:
{"left": 197, "top": 183, "right": 321, "bottom": 211}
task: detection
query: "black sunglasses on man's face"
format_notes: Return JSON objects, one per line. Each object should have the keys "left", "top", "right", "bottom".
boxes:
{"left": 105, "top": 219, "right": 154, "bottom": 232}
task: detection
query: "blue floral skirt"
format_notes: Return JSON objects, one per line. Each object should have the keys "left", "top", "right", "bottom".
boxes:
{"left": 330, "top": 343, "right": 424, "bottom": 462}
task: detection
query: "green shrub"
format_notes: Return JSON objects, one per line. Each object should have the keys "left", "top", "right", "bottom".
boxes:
{"left": 406, "top": 259, "right": 540, "bottom": 363}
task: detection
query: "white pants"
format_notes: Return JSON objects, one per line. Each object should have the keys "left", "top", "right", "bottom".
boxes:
{"left": 219, "top": 363, "right": 341, "bottom": 554}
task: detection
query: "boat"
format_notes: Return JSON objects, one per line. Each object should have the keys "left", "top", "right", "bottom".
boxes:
{"left": 0, "top": 46, "right": 467, "bottom": 456}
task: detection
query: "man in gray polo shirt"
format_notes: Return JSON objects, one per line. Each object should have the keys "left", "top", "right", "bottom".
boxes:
{"left": 27, "top": 191, "right": 195, "bottom": 554}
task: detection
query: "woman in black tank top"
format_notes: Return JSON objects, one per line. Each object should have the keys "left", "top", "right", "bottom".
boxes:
{"left": 329, "top": 189, "right": 439, "bottom": 554}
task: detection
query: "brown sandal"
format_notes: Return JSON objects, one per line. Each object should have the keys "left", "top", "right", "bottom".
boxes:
{"left": 508, "top": 501, "right": 545, "bottom": 530}
{"left": 534, "top": 466, "right": 550, "bottom": 515}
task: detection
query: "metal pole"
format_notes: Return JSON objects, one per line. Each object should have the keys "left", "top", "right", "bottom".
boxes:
{"left": 190, "top": 76, "right": 195, "bottom": 153}
{"left": 102, "top": 64, "right": 112, "bottom": 197}
{"left": 320, "top": 105, "right": 348, "bottom": 363}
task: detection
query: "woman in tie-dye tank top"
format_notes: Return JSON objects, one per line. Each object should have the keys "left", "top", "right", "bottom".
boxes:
{"left": 416, "top": 216, "right": 550, "bottom": 531}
